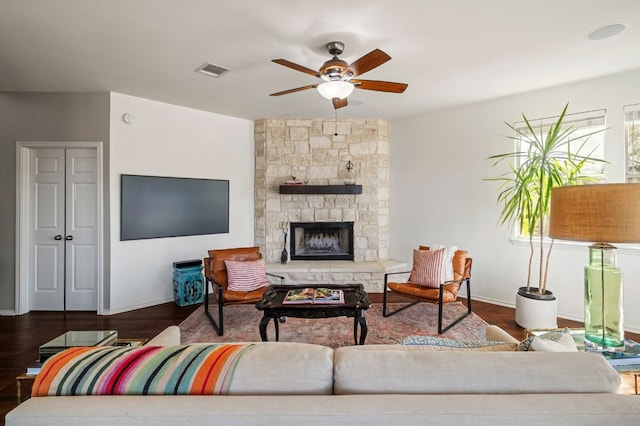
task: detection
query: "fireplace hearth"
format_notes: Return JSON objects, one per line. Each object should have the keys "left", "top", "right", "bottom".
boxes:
{"left": 290, "top": 222, "right": 354, "bottom": 261}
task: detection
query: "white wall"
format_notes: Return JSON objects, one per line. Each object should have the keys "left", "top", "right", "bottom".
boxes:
{"left": 108, "top": 93, "right": 254, "bottom": 313}
{"left": 390, "top": 68, "right": 640, "bottom": 333}
{"left": 0, "top": 92, "right": 110, "bottom": 314}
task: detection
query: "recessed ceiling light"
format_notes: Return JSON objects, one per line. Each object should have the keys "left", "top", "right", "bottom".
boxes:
{"left": 587, "top": 24, "right": 627, "bottom": 40}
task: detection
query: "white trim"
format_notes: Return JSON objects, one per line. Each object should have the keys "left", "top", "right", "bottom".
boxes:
{"left": 0, "top": 310, "right": 17, "bottom": 316}
{"left": 510, "top": 236, "right": 640, "bottom": 254}
{"left": 15, "top": 141, "right": 105, "bottom": 315}
{"left": 472, "top": 294, "right": 640, "bottom": 334}
{"left": 101, "top": 297, "right": 175, "bottom": 315}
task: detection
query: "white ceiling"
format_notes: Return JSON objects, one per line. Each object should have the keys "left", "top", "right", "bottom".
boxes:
{"left": 2, "top": 0, "right": 640, "bottom": 121}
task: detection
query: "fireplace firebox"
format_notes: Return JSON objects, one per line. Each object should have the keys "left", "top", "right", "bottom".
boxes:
{"left": 290, "top": 222, "right": 354, "bottom": 261}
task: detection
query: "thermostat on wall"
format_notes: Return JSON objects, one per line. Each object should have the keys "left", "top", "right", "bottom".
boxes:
{"left": 122, "top": 113, "right": 136, "bottom": 125}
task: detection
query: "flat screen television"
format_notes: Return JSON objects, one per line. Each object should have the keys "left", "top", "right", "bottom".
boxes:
{"left": 120, "top": 174, "right": 229, "bottom": 240}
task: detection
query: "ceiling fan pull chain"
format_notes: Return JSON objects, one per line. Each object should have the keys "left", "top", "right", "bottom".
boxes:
{"left": 334, "top": 108, "right": 338, "bottom": 136}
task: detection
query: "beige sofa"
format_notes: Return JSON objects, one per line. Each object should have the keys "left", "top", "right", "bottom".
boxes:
{"left": 7, "top": 326, "right": 640, "bottom": 425}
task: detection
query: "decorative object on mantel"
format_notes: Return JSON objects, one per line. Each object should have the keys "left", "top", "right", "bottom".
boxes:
{"left": 549, "top": 183, "right": 640, "bottom": 351}
{"left": 345, "top": 160, "right": 356, "bottom": 185}
{"left": 283, "top": 176, "right": 305, "bottom": 186}
{"left": 280, "top": 222, "right": 289, "bottom": 264}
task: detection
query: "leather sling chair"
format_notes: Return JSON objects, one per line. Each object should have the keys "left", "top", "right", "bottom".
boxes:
{"left": 203, "top": 246, "right": 283, "bottom": 336}
{"left": 383, "top": 246, "right": 472, "bottom": 334}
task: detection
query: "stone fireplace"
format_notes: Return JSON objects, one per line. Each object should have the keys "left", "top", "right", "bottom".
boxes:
{"left": 290, "top": 221, "right": 354, "bottom": 261}
{"left": 253, "top": 118, "right": 405, "bottom": 292}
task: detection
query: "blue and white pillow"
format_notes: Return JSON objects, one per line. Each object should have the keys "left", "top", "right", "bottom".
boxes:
{"left": 401, "top": 335, "right": 512, "bottom": 349}
{"left": 517, "top": 328, "right": 578, "bottom": 352}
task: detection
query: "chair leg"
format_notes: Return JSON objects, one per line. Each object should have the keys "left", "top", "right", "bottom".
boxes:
{"left": 382, "top": 275, "right": 389, "bottom": 316}
{"left": 204, "top": 279, "right": 223, "bottom": 336}
{"left": 383, "top": 275, "right": 421, "bottom": 317}
{"left": 437, "top": 278, "right": 472, "bottom": 334}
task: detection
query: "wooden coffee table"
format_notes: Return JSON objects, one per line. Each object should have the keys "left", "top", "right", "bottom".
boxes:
{"left": 255, "top": 284, "right": 371, "bottom": 345}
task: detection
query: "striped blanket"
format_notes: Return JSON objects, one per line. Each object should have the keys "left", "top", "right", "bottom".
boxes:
{"left": 32, "top": 343, "right": 255, "bottom": 396}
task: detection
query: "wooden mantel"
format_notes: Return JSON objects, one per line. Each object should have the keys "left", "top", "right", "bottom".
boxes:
{"left": 279, "top": 184, "right": 363, "bottom": 195}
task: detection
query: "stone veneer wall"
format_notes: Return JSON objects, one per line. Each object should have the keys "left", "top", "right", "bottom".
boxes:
{"left": 254, "top": 118, "right": 390, "bottom": 264}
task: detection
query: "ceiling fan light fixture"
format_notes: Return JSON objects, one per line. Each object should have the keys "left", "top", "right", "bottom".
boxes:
{"left": 317, "top": 81, "right": 354, "bottom": 100}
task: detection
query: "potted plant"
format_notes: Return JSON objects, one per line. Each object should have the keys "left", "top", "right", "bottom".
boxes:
{"left": 487, "top": 103, "right": 606, "bottom": 329}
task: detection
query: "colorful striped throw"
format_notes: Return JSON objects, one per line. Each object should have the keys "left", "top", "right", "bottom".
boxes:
{"left": 32, "top": 343, "right": 254, "bottom": 396}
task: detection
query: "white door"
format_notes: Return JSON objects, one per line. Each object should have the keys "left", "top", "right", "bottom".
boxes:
{"left": 29, "top": 148, "right": 98, "bottom": 311}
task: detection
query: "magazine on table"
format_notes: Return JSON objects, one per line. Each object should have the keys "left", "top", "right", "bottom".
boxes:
{"left": 283, "top": 287, "right": 345, "bottom": 304}
{"left": 602, "top": 339, "right": 640, "bottom": 366}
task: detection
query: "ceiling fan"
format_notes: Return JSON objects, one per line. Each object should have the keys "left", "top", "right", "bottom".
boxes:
{"left": 270, "top": 41, "right": 408, "bottom": 109}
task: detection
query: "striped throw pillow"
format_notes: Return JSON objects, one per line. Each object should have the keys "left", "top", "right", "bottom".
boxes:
{"left": 225, "top": 259, "right": 269, "bottom": 291}
{"left": 32, "top": 344, "right": 255, "bottom": 396}
{"left": 409, "top": 248, "right": 445, "bottom": 288}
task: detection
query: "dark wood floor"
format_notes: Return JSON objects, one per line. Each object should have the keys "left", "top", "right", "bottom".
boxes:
{"left": 1, "top": 296, "right": 638, "bottom": 424}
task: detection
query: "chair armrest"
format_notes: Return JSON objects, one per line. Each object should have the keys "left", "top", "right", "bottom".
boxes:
{"left": 384, "top": 270, "right": 411, "bottom": 278}
{"left": 266, "top": 272, "right": 285, "bottom": 284}
{"left": 443, "top": 278, "right": 467, "bottom": 285}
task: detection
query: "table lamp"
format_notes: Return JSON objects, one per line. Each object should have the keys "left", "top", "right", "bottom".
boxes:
{"left": 549, "top": 183, "right": 640, "bottom": 350}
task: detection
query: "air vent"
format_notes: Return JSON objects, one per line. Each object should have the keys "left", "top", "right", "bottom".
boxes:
{"left": 196, "top": 62, "right": 229, "bottom": 77}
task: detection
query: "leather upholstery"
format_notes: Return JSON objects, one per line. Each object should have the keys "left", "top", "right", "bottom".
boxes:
{"left": 205, "top": 246, "right": 268, "bottom": 304}
{"left": 399, "top": 247, "right": 470, "bottom": 301}
{"left": 387, "top": 281, "right": 460, "bottom": 303}
{"left": 203, "top": 246, "right": 277, "bottom": 335}
{"left": 384, "top": 245, "right": 473, "bottom": 333}
{"left": 417, "top": 246, "right": 469, "bottom": 281}
{"left": 206, "top": 246, "right": 262, "bottom": 291}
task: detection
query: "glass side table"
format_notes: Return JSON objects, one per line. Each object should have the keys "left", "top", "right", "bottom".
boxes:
{"left": 18, "top": 331, "right": 147, "bottom": 404}
{"left": 39, "top": 330, "right": 118, "bottom": 362}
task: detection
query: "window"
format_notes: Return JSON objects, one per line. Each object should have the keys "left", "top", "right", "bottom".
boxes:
{"left": 624, "top": 104, "right": 640, "bottom": 182}
{"left": 513, "top": 109, "right": 606, "bottom": 180}
{"left": 512, "top": 109, "right": 607, "bottom": 239}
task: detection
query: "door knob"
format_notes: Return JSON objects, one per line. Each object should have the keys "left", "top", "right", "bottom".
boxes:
{"left": 65, "top": 235, "right": 73, "bottom": 241}
{"left": 54, "top": 235, "right": 63, "bottom": 240}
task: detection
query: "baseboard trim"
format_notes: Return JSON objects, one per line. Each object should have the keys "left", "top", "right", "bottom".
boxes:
{"left": 101, "top": 297, "right": 174, "bottom": 315}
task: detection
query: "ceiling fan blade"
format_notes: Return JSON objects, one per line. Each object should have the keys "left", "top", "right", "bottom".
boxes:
{"left": 352, "top": 79, "right": 408, "bottom": 93}
{"left": 333, "top": 98, "right": 348, "bottom": 109}
{"left": 272, "top": 59, "right": 320, "bottom": 77}
{"left": 344, "top": 49, "right": 391, "bottom": 77}
{"left": 270, "top": 85, "right": 318, "bottom": 96}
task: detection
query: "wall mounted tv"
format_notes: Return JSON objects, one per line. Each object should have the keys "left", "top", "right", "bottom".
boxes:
{"left": 120, "top": 174, "right": 229, "bottom": 240}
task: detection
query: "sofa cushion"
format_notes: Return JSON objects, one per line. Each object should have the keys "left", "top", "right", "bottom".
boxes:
{"left": 144, "top": 326, "right": 181, "bottom": 346}
{"left": 33, "top": 342, "right": 334, "bottom": 396}
{"left": 485, "top": 324, "right": 520, "bottom": 344}
{"left": 518, "top": 328, "right": 579, "bottom": 352}
{"left": 429, "top": 244, "right": 458, "bottom": 281}
{"left": 333, "top": 346, "right": 620, "bottom": 395}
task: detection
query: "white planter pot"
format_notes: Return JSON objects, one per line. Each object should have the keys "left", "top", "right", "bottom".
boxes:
{"left": 515, "top": 287, "right": 558, "bottom": 329}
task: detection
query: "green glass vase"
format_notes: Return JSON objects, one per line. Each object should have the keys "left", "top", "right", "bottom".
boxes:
{"left": 584, "top": 244, "right": 624, "bottom": 350}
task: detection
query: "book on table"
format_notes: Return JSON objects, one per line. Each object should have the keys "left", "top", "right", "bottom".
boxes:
{"left": 283, "top": 287, "right": 345, "bottom": 304}
{"left": 602, "top": 339, "right": 640, "bottom": 366}
{"left": 26, "top": 361, "right": 42, "bottom": 375}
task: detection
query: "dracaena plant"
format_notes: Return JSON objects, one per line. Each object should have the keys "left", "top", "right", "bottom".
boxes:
{"left": 487, "top": 103, "right": 606, "bottom": 295}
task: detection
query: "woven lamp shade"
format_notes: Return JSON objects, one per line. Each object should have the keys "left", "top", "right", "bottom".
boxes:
{"left": 549, "top": 183, "right": 640, "bottom": 243}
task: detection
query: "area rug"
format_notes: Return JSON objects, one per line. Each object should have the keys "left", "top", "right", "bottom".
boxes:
{"left": 179, "top": 302, "right": 488, "bottom": 349}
